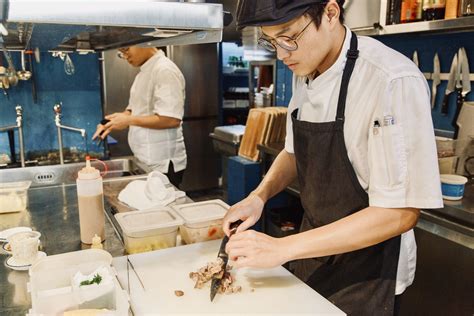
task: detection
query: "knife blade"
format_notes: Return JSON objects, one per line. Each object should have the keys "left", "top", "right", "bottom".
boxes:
{"left": 441, "top": 53, "right": 459, "bottom": 116}
{"left": 431, "top": 53, "right": 441, "bottom": 109}
{"left": 210, "top": 220, "right": 242, "bottom": 302}
{"left": 452, "top": 48, "right": 469, "bottom": 139}
{"left": 460, "top": 47, "right": 471, "bottom": 99}
{"left": 412, "top": 51, "right": 419, "bottom": 68}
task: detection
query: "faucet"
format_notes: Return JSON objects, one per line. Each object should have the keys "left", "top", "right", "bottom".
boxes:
{"left": 0, "top": 105, "right": 25, "bottom": 167}
{"left": 53, "top": 102, "right": 87, "bottom": 165}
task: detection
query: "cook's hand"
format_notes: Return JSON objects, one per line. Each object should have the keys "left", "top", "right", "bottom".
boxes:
{"left": 223, "top": 194, "right": 264, "bottom": 236}
{"left": 92, "top": 112, "right": 131, "bottom": 140}
{"left": 226, "top": 230, "right": 289, "bottom": 269}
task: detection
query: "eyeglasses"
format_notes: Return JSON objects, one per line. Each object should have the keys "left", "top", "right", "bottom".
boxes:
{"left": 258, "top": 19, "right": 314, "bottom": 52}
{"left": 117, "top": 47, "right": 130, "bottom": 59}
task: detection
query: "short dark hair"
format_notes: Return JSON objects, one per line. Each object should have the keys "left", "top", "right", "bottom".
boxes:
{"left": 305, "top": 0, "right": 345, "bottom": 28}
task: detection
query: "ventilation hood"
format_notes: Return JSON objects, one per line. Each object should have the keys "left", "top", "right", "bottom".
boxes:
{"left": 0, "top": 0, "right": 226, "bottom": 52}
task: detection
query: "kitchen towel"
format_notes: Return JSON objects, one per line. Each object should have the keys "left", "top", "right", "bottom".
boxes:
{"left": 118, "top": 171, "right": 185, "bottom": 210}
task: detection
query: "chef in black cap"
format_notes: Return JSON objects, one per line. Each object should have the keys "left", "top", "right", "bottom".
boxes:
{"left": 223, "top": 0, "right": 442, "bottom": 315}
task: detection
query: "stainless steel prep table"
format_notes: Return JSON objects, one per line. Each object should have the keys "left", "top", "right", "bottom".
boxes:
{"left": 0, "top": 175, "right": 191, "bottom": 314}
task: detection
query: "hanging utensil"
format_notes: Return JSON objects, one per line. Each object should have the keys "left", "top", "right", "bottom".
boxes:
{"left": 452, "top": 48, "right": 471, "bottom": 139}
{"left": 441, "top": 53, "right": 458, "bottom": 116}
{"left": 2, "top": 50, "right": 18, "bottom": 86}
{"left": 17, "top": 50, "right": 32, "bottom": 81}
{"left": 459, "top": 48, "right": 471, "bottom": 102}
{"left": 431, "top": 53, "right": 441, "bottom": 109}
{"left": 64, "top": 53, "right": 75, "bottom": 75}
{"left": 27, "top": 52, "right": 38, "bottom": 103}
{"left": 412, "top": 50, "right": 419, "bottom": 68}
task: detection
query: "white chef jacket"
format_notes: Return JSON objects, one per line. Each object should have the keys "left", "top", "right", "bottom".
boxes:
{"left": 285, "top": 26, "right": 443, "bottom": 294}
{"left": 127, "top": 50, "right": 187, "bottom": 173}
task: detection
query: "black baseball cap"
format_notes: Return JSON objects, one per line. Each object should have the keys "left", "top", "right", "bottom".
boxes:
{"left": 236, "top": 0, "right": 329, "bottom": 30}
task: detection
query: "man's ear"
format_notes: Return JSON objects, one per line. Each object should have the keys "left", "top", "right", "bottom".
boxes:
{"left": 325, "top": 1, "right": 340, "bottom": 22}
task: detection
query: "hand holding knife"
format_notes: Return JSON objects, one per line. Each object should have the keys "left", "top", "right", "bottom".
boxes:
{"left": 210, "top": 220, "right": 243, "bottom": 302}
{"left": 96, "top": 118, "right": 110, "bottom": 147}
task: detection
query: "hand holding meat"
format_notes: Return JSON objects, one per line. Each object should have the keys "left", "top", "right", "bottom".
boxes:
{"left": 226, "top": 230, "right": 289, "bottom": 269}
{"left": 223, "top": 194, "right": 264, "bottom": 236}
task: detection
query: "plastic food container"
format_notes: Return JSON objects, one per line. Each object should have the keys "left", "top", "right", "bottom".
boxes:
{"left": 172, "top": 199, "right": 229, "bottom": 244}
{"left": 440, "top": 174, "right": 468, "bottom": 200}
{"left": 28, "top": 249, "right": 129, "bottom": 315}
{"left": 115, "top": 207, "right": 183, "bottom": 254}
{"left": 0, "top": 180, "right": 32, "bottom": 213}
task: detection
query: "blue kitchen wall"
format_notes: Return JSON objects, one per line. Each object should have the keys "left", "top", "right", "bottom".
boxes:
{"left": 275, "top": 31, "right": 474, "bottom": 132}
{"left": 376, "top": 31, "right": 474, "bottom": 132}
{"left": 0, "top": 52, "right": 103, "bottom": 161}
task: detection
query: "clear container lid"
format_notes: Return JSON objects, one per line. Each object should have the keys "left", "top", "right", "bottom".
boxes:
{"left": 115, "top": 207, "right": 183, "bottom": 238}
{"left": 0, "top": 180, "right": 32, "bottom": 193}
{"left": 172, "top": 199, "right": 229, "bottom": 225}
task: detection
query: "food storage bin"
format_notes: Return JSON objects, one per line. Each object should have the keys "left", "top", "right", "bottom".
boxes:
{"left": 27, "top": 249, "right": 129, "bottom": 316}
{"left": 0, "top": 180, "right": 31, "bottom": 213}
{"left": 172, "top": 199, "right": 229, "bottom": 244}
{"left": 115, "top": 207, "right": 183, "bottom": 254}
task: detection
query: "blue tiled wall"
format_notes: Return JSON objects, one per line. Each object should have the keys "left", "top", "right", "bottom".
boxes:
{"left": 275, "top": 31, "right": 474, "bottom": 132}
{"left": 0, "top": 52, "right": 103, "bottom": 161}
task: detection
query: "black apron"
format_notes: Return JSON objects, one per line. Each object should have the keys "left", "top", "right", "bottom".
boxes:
{"left": 290, "top": 32, "right": 401, "bottom": 316}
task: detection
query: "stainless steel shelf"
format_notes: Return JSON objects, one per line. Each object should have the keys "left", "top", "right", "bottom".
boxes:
{"left": 378, "top": 16, "right": 474, "bottom": 35}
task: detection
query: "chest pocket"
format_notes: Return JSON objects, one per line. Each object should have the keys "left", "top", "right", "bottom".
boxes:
{"left": 369, "top": 124, "right": 408, "bottom": 189}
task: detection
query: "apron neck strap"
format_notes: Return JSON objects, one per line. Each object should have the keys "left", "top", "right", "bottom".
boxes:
{"left": 336, "top": 32, "right": 359, "bottom": 122}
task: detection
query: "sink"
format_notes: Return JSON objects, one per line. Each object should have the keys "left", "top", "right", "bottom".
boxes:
{"left": 0, "top": 157, "right": 148, "bottom": 187}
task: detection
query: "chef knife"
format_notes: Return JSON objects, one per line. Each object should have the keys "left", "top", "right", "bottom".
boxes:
{"left": 431, "top": 53, "right": 441, "bottom": 109}
{"left": 412, "top": 51, "right": 419, "bottom": 68}
{"left": 440, "top": 53, "right": 458, "bottom": 116}
{"left": 460, "top": 47, "right": 471, "bottom": 101}
{"left": 210, "top": 220, "right": 243, "bottom": 302}
{"left": 452, "top": 48, "right": 471, "bottom": 139}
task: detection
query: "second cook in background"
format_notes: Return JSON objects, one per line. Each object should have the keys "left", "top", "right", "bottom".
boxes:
{"left": 93, "top": 46, "right": 187, "bottom": 188}
{"left": 223, "top": 0, "right": 443, "bottom": 315}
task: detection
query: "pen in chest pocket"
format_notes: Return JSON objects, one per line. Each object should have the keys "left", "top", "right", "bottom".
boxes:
{"left": 373, "top": 119, "right": 381, "bottom": 135}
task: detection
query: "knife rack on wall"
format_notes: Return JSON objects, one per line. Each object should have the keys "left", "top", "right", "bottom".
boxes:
{"left": 422, "top": 73, "right": 474, "bottom": 81}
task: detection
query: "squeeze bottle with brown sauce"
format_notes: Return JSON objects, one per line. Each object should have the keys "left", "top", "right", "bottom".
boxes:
{"left": 77, "top": 156, "right": 105, "bottom": 244}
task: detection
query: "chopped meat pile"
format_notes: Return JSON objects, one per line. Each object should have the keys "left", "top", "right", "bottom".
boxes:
{"left": 189, "top": 258, "right": 242, "bottom": 294}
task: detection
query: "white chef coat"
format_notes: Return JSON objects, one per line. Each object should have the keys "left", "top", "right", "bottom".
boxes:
{"left": 127, "top": 50, "right": 187, "bottom": 173}
{"left": 285, "top": 27, "right": 443, "bottom": 294}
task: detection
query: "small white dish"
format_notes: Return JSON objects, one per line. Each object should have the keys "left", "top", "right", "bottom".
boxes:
{"left": 0, "top": 227, "right": 32, "bottom": 243}
{"left": 1, "top": 240, "right": 40, "bottom": 255}
{"left": 5, "top": 251, "right": 47, "bottom": 271}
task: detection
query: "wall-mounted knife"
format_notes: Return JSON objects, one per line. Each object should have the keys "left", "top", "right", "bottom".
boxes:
{"left": 412, "top": 51, "right": 419, "bottom": 68}
{"left": 441, "top": 53, "right": 458, "bottom": 116}
{"left": 460, "top": 47, "right": 471, "bottom": 102}
{"left": 452, "top": 47, "right": 471, "bottom": 139}
{"left": 432, "top": 53, "right": 441, "bottom": 109}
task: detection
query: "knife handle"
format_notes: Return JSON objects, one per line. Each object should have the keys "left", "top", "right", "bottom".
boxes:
{"left": 440, "top": 94, "right": 450, "bottom": 116}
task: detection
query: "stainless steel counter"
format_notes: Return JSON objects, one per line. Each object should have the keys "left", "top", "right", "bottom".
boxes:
{"left": 0, "top": 175, "right": 191, "bottom": 314}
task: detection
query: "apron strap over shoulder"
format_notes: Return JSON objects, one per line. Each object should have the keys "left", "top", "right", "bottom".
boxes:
{"left": 336, "top": 32, "right": 359, "bottom": 122}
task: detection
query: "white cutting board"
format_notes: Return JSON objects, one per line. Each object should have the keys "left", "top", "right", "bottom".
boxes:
{"left": 112, "top": 240, "right": 345, "bottom": 315}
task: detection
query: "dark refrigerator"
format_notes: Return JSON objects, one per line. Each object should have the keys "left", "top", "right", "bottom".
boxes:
{"left": 168, "top": 44, "right": 220, "bottom": 191}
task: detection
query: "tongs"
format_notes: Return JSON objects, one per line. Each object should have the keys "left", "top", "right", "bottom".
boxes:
{"left": 210, "top": 220, "right": 242, "bottom": 302}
